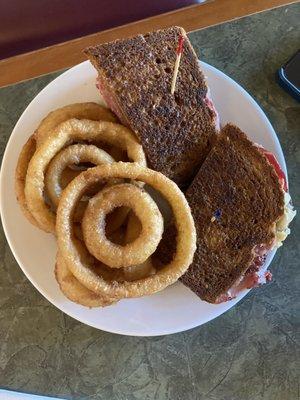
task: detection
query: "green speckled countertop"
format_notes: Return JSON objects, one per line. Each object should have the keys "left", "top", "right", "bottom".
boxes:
{"left": 0, "top": 4, "right": 299, "bottom": 400}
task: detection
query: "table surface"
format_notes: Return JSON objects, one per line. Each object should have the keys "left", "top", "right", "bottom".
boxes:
{"left": 0, "top": 4, "right": 299, "bottom": 400}
{"left": 0, "top": 0, "right": 198, "bottom": 60}
{"left": 0, "top": 0, "right": 297, "bottom": 87}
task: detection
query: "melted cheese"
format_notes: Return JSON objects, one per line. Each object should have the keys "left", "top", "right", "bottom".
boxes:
{"left": 275, "top": 192, "right": 296, "bottom": 248}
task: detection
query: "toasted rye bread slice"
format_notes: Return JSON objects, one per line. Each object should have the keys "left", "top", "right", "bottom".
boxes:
{"left": 154, "top": 124, "right": 285, "bottom": 302}
{"left": 179, "top": 124, "right": 285, "bottom": 302}
{"left": 84, "top": 26, "right": 218, "bottom": 188}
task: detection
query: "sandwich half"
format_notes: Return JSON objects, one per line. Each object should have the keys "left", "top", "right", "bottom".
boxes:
{"left": 168, "top": 124, "right": 295, "bottom": 303}
{"left": 84, "top": 26, "right": 219, "bottom": 188}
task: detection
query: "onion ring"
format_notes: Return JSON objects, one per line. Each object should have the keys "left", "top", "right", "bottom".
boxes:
{"left": 82, "top": 183, "right": 164, "bottom": 268}
{"left": 55, "top": 253, "right": 115, "bottom": 307}
{"left": 15, "top": 135, "right": 41, "bottom": 228}
{"left": 45, "top": 144, "right": 114, "bottom": 208}
{"left": 56, "top": 162, "right": 196, "bottom": 298}
{"left": 57, "top": 215, "right": 153, "bottom": 306}
{"left": 35, "top": 102, "right": 117, "bottom": 147}
{"left": 25, "top": 119, "right": 146, "bottom": 233}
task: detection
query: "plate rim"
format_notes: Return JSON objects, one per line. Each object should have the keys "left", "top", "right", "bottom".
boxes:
{"left": 0, "top": 60, "right": 287, "bottom": 336}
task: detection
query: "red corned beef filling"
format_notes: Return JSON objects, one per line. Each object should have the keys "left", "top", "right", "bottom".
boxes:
{"left": 96, "top": 77, "right": 128, "bottom": 126}
{"left": 203, "top": 88, "right": 220, "bottom": 131}
{"left": 214, "top": 244, "right": 273, "bottom": 304}
{"left": 258, "top": 147, "right": 288, "bottom": 191}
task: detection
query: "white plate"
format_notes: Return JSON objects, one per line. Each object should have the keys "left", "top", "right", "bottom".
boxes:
{"left": 0, "top": 61, "right": 287, "bottom": 336}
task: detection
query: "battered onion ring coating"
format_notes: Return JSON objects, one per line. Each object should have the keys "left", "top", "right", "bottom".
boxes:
{"left": 25, "top": 119, "right": 146, "bottom": 233}
{"left": 82, "top": 183, "right": 164, "bottom": 268}
{"left": 35, "top": 102, "right": 117, "bottom": 147}
{"left": 15, "top": 135, "right": 41, "bottom": 228}
{"left": 56, "top": 163, "right": 196, "bottom": 299}
{"left": 45, "top": 144, "right": 114, "bottom": 207}
{"left": 55, "top": 244, "right": 117, "bottom": 307}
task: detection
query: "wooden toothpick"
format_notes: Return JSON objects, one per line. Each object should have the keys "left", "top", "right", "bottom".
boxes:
{"left": 171, "top": 34, "right": 184, "bottom": 95}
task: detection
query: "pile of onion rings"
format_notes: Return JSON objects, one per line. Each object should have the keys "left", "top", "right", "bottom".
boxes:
{"left": 15, "top": 103, "right": 196, "bottom": 307}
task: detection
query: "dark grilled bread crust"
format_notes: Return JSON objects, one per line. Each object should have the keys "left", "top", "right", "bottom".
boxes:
{"left": 179, "top": 124, "right": 285, "bottom": 302}
{"left": 85, "top": 26, "right": 218, "bottom": 188}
